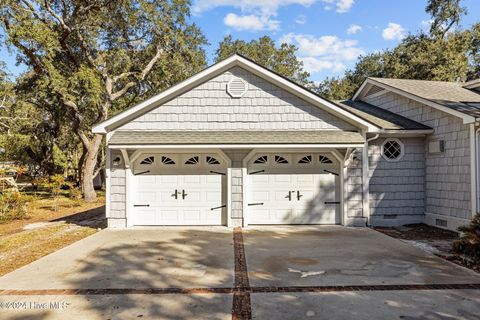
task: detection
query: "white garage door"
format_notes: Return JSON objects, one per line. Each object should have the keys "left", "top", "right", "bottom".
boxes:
{"left": 248, "top": 153, "right": 340, "bottom": 225}
{"left": 132, "top": 154, "right": 225, "bottom": 226}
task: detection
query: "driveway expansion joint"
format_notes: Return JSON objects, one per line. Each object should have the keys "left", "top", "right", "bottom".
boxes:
{"left": 1, "top": 284, "right": 480, "bottom": 296}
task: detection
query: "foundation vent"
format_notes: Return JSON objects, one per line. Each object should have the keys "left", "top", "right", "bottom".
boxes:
{"left": 227, "top": 77, "right": 248, "bottom": 98}
{"left": 435, "top": 219, "right": 448, "bottom": 227}
{"left": 383, "top": 215, "right": 397, "bottom": 219}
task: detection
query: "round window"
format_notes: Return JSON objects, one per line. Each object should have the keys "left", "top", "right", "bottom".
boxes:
{"left": 381, "top": 139, "right": 404, "bottom": 161}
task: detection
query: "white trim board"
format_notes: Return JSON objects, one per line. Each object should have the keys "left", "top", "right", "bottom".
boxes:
{"left": 108, "top": 144, "right": 365, "bottom": 149}
{"left": 93, "top": 55, "right": 380, "bottom": 134}
{"left": 353, "top": 78, "right": 476, "bottom": 124}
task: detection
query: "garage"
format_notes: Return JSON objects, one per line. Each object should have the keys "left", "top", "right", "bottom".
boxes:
{"left": 246, "top": 152, "right": 341, "bottom": 225}
{"left": 131, "top": 153, "right": 227, "bottom": 226}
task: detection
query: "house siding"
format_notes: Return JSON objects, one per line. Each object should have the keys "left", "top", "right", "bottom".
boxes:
{"left": 364, "top": 92, "right": 472, "bottom": 226}
{"left": 223, "top": 149, "right": 251, "bottom": 227}
{"left": 108, "top": 150, "right": 126, "bottom": 227}
{"left": 368, "top": 137, "right": 425, "bottom": 226}
{"left": 118, "top": 66, "right": 356, "bottom": 132}
{"left": 345, "top": 149, "right": 365, "bottom": 221}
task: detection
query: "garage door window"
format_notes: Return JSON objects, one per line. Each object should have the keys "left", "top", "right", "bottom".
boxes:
{"left": 253, "top": 155, "right": 268, "bottom": 164}
{"left": 319, "top": 155, "right": 333, "bottom": 164}
{"left": 298, "top": 155, "right": 312, "bottom": 164}
{"left": 206, "top": 156, "right": 220, "bottom": 165}
{"left": 185, "top": 156, "right": 200, "bottom": 165}
{"left": 161, "top": 156, "right": 175, "bottom": 165}
{"left": 274, "top": 155, "right": 289, "bottom": 164}
{"left": 140, "top": 156, "right": 155, "bottom": 165}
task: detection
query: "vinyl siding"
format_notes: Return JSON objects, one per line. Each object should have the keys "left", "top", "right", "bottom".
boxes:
{"left": 368, "top": 137, "right": 425, "bottom": 226}
{"left": 364, "top": 91, "right": 471, "bottom": 221}
{"left": 118, "top": 66, "right": 357, "bottom": 132}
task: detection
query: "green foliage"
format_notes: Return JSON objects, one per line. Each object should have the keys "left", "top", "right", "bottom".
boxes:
{"left": 0, "top": 0, "right": 208, "bottom": 200}
{"left": 0, "top": 192, "right": 30, "bottom": 222}
{"left": 215, "top": 35, "right": 311, "bottom": 86}
{"left": 452, "top": 215, "right": 480, "bottom": 264}
{"left": 316, "top": 27, "right": 479, "bottom": 100}
{"left": 426, "top": 0, "right": 466, "bottom": 38}
{"left": 316, "top": 0, "right": 478, "bottom": 100}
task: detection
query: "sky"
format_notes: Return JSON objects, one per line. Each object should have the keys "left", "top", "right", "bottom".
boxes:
{"left": 1, "top": 0, "right": 479, "bottom": 82}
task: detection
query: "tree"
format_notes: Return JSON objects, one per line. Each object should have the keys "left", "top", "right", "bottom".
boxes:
{"left": 1, "top": 0, "right": 207, "bottom": 201}
{"left": 426, "top": 0, "right": 467, "bottom": 38}
{"left": 215, "top": 35, "right": 311, "bottom": 86}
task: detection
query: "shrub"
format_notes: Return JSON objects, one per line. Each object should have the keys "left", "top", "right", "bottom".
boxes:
{"left": 452, "top": 215, "right": 480, "bottom": 264}
{"left": 0, "top": 192, "right": 30, "bottom": 222}
{"left": 68, "top": 185, "right": 82, "bottom": 200}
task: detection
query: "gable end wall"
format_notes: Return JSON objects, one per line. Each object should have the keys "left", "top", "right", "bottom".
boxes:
{"left": 363, "top": 91, "right": 471, "bottom": 225}
{"left": 118, "top": 67, "right": 357, "bottom": 132}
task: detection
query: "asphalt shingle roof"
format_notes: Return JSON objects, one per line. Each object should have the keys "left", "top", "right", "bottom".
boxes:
{"left": 109, "top": 131, "right": 365, "bottom": 145}
{"left": 336, "top": 100, "right": 432, "bottom": 131}
{"left": 369, "top": 78, "right": 480, "bottom": 118}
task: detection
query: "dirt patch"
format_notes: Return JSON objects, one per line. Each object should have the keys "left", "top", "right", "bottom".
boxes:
{"left": 375, "top": 224, "right": 479, "bottom": 273}
{"left": 375, "top": 224, "right": 458, "bottom": 241}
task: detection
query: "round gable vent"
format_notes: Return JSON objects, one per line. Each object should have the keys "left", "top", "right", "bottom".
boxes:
{"left": 227, "top": 77, "right": 248, "bottom": 98}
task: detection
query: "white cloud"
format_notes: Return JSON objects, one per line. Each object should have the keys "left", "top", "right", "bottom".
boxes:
{"left": 301, "top": 57, "right": 346, "bottom": 73}
{"left": 280, "top": 32, "right": 364, "bottom": 75}
{"left": 192, "top": 0, "right": 317, "bottom": 15}
{"left": 347, "top": 24, "right": 362, "bottom": 34}
{"left": 224, "top": 13, "right": 280, "bottom": 31}
{"left": 321, "top": 0, "right": 354, "bottom": 13}
{"left": 336, "top": 0, "right": 354, "bottom": 12}
{"left": 192, "top": 1, "right": 356, "bottom": 32}
{"left": 382, "top": 22, "right": 406, "bottom": 41}
{"left": 295, "top": 14, "right": 307, "bottom": 25}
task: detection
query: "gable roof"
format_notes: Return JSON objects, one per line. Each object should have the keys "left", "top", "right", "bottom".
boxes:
{"left": 353, "top": 77, "right": 480, "bottom": 123}
{"left": 92, "top": 54, "right": 379, "bottom": 134}
{"left": 335, "top": 100, "right": 433, "bottom": 131}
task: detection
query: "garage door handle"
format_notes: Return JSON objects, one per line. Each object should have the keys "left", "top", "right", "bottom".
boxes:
{"left": 172, "top": 189, "right": 179, "bottom": 199}
{"left": 133, "top": 204, "right": 150, "bottom": 207}
{"left": 248, "top": 202, "right": 264, "bottom": 206}
{"left": 324, "top": 170, "right": 339, "bottom": 176}
{"left": 182, "top": 189, "right": 187, "bottom": 199}
{"left": 287, "top": 191, "right": 292, "bottom": 201}
{"left": 324, "top": 201, "right": 340, "bottom": 205}
{"left": 211, "top": 205, "right": 226, "bottom": 210}
{"left": 297, "top": 190, "right": 303, "bottom": 201}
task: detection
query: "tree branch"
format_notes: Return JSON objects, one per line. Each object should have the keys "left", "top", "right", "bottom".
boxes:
{"left": 109, "top": 46, "right": 165, "bottom": 101}
{"left": 43, "top": 0, "right": 71, "bottom": 32}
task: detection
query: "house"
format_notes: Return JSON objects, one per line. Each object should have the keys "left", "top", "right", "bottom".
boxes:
{"left": 92, "top": 55, "right": 480, "bottom": 231}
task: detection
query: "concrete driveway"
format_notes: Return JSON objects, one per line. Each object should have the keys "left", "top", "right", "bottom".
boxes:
{"left": 0, "top": 226, "right": 479, "bottom": 320}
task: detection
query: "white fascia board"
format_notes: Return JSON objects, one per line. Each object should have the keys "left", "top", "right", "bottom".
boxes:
{"left": 93, "top": 55, "right": 380, "bottom": 134}
{"left": 92, "top": 55, "right": 241, "bottom": 134}
{"left": 360, "top": 79, "right": 476, "bottom": 124}
{"left": 236, "top": 58, "right": 380, "bottom": 132}
{"left": 352, "top": 79, "right": 370, "bottom": 101}
{"left": 108, "top": 143, "right": 365, "bottom": 149}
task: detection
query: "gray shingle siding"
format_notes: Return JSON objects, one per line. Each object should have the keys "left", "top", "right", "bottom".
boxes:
{"left": 364, "top": 91, "right": 472, "bottom": 221}
{"left": 223, "top": 149, "right": 251, "bottom": 223}
{"left": 109, "top": 150, "right": 126, "bottom": 221}
{"left": 118, "top": 66, "right": 356, "bottom": 132}
{"left": 368, "top": 138, "right": 425, "bottom": 225}
{"left": 346, "top": 151, "right": 364, "bottom": 218}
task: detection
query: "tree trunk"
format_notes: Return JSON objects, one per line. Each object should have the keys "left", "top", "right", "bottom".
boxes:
{"left": 80, "top": 134, "right": 103, "bottom": 202}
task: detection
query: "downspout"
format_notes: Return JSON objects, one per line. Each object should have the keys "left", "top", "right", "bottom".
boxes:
{"left": 363, "top": 133, "right": 380, "bottom": 226}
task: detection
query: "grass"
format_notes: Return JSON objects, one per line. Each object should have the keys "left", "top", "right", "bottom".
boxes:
{"left": 0, "top": 223, "right": 97, "bottom": 276}
{"left": 0, "top": 192, "right": 105, "bottom": 236}
{"left": 0, "top": 191, "right": 105, "bottom": 276}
